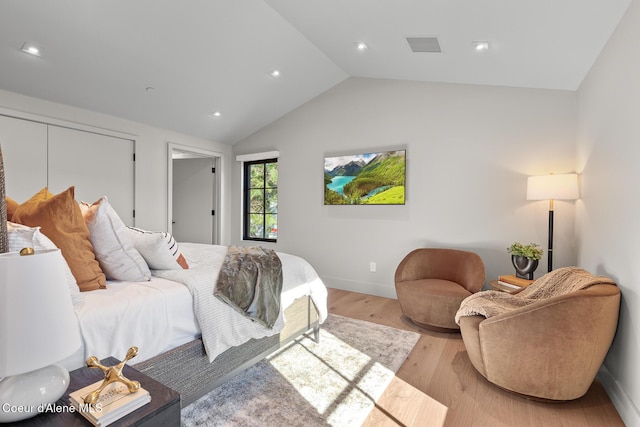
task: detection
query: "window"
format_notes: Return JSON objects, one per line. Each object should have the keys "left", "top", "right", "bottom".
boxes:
{"left": 243, "top": 158, "right": 277, "bottom": 242}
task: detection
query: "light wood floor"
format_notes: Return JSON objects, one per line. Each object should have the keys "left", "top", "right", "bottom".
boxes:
{"left": 327, "top": 288, "right": 625, "bottom": 427}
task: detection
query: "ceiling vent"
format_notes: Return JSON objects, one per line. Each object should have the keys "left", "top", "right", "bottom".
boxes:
{"left": 405, "top": 36, "right": 441, "bottom": 53}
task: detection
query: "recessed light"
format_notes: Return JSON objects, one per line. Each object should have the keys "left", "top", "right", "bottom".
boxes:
{"left": 355, "top": 42, "right": 368, "bottom": 51}
{"left": 472, "top": 41, "right": 490, "bottom": 51}
{"left": 210, "top": 111, "right": 221, "bottom": 118}
{"left": 270, "top": 69, "right": 281, "bottom": 78}
{"left": 21, "top": 42, "right": 41, "bottom": 56}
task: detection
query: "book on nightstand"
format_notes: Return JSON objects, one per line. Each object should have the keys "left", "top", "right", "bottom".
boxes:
{"left": 497, "top": 274, "right": 535, "bottom": 289}
{"left": 69, "top": 380, "right": 151, "bottom": 427}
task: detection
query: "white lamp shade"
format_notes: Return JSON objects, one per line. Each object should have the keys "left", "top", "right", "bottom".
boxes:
{"left": 526, "top": 173, "right": 579, "bottom": 201}
{"left": 0, "top": 249, "right": 81, "bottom": 377}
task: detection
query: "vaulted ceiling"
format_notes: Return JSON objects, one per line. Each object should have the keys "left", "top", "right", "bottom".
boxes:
{"left": 0, "top": 1, "right": 631, "bottom": 144}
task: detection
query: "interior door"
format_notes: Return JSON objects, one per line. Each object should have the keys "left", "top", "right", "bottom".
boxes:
{"left": 172, "top": 157, "right": 215, "bottom": 244}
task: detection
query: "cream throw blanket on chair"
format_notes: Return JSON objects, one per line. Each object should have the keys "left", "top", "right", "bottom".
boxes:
{"left": 455, "top": 267, "right": 616, "bottom": 325}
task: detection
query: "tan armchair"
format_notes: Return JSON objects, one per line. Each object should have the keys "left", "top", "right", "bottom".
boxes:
{"left": 457, "top": 268, "right": 620, "bottom": 401}
{"left": 395, "top": 248, "right": 485, "bottom": 331}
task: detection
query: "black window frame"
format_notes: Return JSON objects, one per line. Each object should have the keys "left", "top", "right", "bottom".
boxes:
{"left": 242, "top": 158, "right": 278, "bottom": 242}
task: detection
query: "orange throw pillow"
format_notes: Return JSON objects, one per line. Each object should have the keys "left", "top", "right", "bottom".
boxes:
{"left": 12, "top": 187, "right": 106, "bottom": 291}
{"left": 6, "top": 197, "right": 18, "bottom": 222}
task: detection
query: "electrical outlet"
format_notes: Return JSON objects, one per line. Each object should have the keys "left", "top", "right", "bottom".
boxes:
{"left": 369, "top": 262, "right": 376, "bottom": 272}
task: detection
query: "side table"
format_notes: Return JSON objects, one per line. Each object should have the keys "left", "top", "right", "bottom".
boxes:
{"left": 7, "top": 357, "right": 180, "bottom": 426}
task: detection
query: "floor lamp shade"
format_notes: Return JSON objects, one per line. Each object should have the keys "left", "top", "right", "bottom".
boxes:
{"left": 526, "top": 173, "right": 579, "bottom": 272}
{"left": 0, "top": 249, "right": 81, "bottom": 421}
{"left": 527, "top": 174, "right": 579, "bottom": 201}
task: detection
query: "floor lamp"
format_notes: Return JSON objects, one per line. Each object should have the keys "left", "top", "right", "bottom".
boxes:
{"left": 526, "top": 173, "right": 579, "bottom": 272}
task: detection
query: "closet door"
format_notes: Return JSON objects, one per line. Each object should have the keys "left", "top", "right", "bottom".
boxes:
{"left": 0, "top": 115, "right": 48, "bottom": 203}
{"left": 47, "top": 126, "right": 135, "bottom": 225}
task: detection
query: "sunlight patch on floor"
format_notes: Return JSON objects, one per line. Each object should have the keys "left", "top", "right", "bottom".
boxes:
{"left": 268, "top": 329, "right": 394, "bottom": 424}
{"left": 368, "top": 376, "right": 449, "bottom": 427}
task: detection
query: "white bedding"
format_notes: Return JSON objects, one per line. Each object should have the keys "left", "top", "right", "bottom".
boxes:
{"left": 70, "top": 276, "right": 199, "bottom": 368}
{"left": 154, "top": 243, "right": 328, "bottom": 362}
{"left": 68, "top": 243, "right": 327, "bottom": 367}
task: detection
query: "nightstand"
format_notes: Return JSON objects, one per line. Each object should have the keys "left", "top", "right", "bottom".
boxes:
{"left": 7, "top": 357, "right": 180, "bottom": 426}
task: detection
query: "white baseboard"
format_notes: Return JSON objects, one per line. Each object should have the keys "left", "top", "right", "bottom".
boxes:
{"left": 598, "top": 364, "right": 640, "bottom": 426}
{"left": 320, "top": 276, "right": 397, "bottom": 299}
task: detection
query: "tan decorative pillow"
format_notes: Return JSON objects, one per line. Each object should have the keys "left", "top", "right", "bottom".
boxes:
{"left": 11, "top": 186, "right": 106, "bottom": 291}
{"left": 6, "top": 197, "right": 18, "bottom": 222}
{"left": 80, "top": 197, "right": 151, "bottom": 282}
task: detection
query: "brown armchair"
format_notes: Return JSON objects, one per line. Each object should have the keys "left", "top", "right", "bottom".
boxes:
{"left": 457, "top": 269, "right": 620, "bottom": 401}
{"left": 394, "top": 248, "right": 485, "bottom": 331}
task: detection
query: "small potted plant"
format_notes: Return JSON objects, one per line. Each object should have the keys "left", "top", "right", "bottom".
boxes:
{"left": 507, "top": 242, "right": 543, "bottom": 280}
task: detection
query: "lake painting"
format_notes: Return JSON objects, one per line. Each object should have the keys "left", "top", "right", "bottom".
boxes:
{"left": 324, "top": 149, "right": 406, "bottom": 205}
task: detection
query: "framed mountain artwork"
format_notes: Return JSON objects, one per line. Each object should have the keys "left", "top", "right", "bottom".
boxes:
{"left": 324, "top": 149, "right": 406, "bottom": 205}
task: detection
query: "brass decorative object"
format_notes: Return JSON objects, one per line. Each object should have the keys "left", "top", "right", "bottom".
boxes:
{"left": 83, "top": 346, "right": 141, "bottom": 405}
{"left": 19, "top": 247, "right": 35, "bottom": 256}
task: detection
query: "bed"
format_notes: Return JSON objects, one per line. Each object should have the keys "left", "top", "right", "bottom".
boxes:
{"left": 6, "top": 189, "right": 328, "bottom": 407}
{"left": 64, "top": 243, "right": 327, "bottom": 406}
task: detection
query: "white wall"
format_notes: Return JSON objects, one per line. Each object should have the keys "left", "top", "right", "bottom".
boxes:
{"left": 232, "top": 77, "right": 578, "bottom": 297}
{"left": 577, "top": 1, "right": 640, "bottom": 424}
{"left": 0, "top": 88, "right": 232, "bottom": 244}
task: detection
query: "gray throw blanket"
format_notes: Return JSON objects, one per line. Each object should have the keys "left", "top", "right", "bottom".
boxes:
{"left": 214, "top": 245, "right": 283, "bottom": 329}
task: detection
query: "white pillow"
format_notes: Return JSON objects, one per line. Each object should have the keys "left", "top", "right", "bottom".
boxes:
{"left": 126, "top": 227, "right": 189, "bottom": 270}
{"left": 80, "top": 197, "right": 151, "bottom": 282}
{"left": 7, "top": 221, "right": 84, "bottom": 308}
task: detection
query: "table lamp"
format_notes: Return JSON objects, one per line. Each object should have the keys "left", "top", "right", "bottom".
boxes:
{"left": 0, "top": 249, "right": 81, "bottom": 422}
{"left": 526, "top": 173, "right": 579, "bottom": 272}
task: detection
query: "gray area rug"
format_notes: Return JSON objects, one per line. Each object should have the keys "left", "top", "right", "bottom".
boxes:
{"left": 181, "top": 313, "right": 420, "bottom": 426}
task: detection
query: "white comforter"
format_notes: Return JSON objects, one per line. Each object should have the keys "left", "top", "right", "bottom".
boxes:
{"left": 152, "top": 243, "right": 328, "bottom": 362}
{"left": 71, "top": 243, "right": 327, "bottom": 367}
{"left": 73, "top": 276, "right": 199, "bottom": 366}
